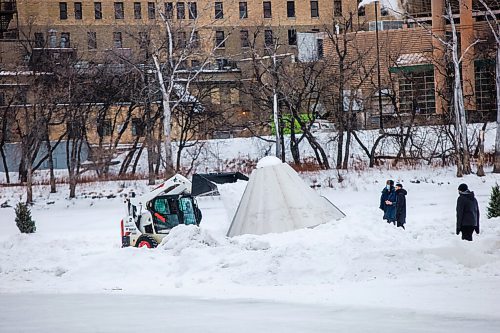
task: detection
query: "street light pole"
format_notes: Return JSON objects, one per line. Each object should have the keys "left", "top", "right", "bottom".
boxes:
{"left": 374, "top": 0, "right": 384, "bottom": 131}
{"left": 272, "top": 53, "right": 281, "bottom": 159}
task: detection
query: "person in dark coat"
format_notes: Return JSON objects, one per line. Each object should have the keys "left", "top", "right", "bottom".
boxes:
{"left": 456, "top": 183, "right": 480, "bottom": 241}
{"left": 380, "top": 180, "right": 397, "bottom": 224}
{"left": 395, "top": 183, "right": 407, "bottom": 229}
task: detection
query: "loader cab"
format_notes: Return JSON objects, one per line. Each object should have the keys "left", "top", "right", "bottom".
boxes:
{"left": 147, "top": 195, "right": 201, "bottom": 234}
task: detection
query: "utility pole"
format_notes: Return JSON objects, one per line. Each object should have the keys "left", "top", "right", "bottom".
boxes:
{"left": 374, "top": 0, "right": 384, "bottom": 131}
{"left": 272, "top": 53, "right": 281, "bottom": 159}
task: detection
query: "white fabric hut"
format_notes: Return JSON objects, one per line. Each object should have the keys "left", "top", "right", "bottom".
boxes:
{"left": 227, "top": 156, "right": 345, "bottom": 237}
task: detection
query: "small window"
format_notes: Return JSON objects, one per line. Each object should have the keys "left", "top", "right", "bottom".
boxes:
{"left": 59, "top": 2, "right": 68, "bottom": 20}
{"left": 177, "top": 2, "right": 185, "bottom": 19}
{"left": 115, "top": 2, "right": 124, "bottom": 19}
{"left": 240, "top": 30, "right": 249, "bottom": 48}
{"left": 191, "top": 31, "right": 200, "bottom": 48}
{"left": 113, "top": 31, "right": 123, "bottom": 48}
{"left": 60, "top": 32, "right": 70, "bottom": 48}
{"left": 215, "top": 30, "right": 225, "bottom": 48}
{"left": 131, "top": 118, "right": 145, "bottom": 136}
{"left": 239, "top": 2, "right": 248, "bottom": 19}
{"left": 191, "top": 59, "right": 200, "bottom": 69}
{"left": 263, "top": 1, "right": 271, "bottom": 18}
{"left": 334, "top": 0, "right": 342, "bottom": 16}
{"left": 177, "top": 31, "right": 186, "bottom": 48}
{"left": 34, "top": 32, "right": 45, "bottom": 48}
{"left": 165, "top": 2, "right": 173, "bottom": 19}
{"left": 310, "top": 1, "right": 319, "bottom": 18}
{"left": 287, "top": 1, "right": 295, "bottom": 18}
{"left": 148, "top": 2, "right": 156, "bottom": 19}
{"left": 264, "top": 29, "right": 273, "bottom": 47}
{"left": 230, "top": 88, "right": 240, "bottom": 105}
{"left": 88, "top": 31, "right": 97, "bottom": 49}
{"left": 139, "top": 32, "right": 148, "bottom": 49}
{"left": 211, "top": 87, "right": 221, "bottom": 104}
{"left": 215, "top": 2, "right": 223, "bottom": 19}
{"left": 74, "top": 2, "right": 82, "bottom": 19}
{"left": 0, "top": 92, "right": 5, "bottom": 106}
{"left": 94, "top": 2, "right": 102, "bottom": 19}
{"left": 317, "top": 39, "right": 324, "bottom": 59}
{"left": 288, "top": 29, "right": 296, "bottom": 46}
{"left": 188, "top": 2, "right": 197, "bottom": 19}
{"left": 358, "top": 0, "right": 365, "bottom": 16}
{"left": 97, "top": 119, "right": 112, "bottom": 137}
{"left": 134, "top": 2, "right": 142, "bottom": 19}
{"left": 67, "top": 121, "right": 82, "bottom": 139}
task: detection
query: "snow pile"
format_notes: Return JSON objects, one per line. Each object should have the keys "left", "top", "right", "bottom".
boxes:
{"left": 160, "top": 224, "right": 225, "bottom": 254}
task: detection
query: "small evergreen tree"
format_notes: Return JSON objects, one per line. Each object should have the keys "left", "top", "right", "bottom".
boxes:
{"left": 487, "top": 183, "right": 500, "bottom": 219}
{"left": 15, "top": 202, "right": 36, "bottom": 233}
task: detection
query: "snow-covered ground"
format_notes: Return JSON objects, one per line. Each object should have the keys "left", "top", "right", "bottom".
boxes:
{"left": 1, "top": 166, "right": 499, "bottom": 331}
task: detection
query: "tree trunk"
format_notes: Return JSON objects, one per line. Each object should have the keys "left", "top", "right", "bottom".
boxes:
{"left": 290, "top": 127, "right": 300, "bottom": 165}
{"left": 494, "top": 40, "right": 500, "bottom": 173}
{"left": 45, "top": 137, "right": 56, "bottom": 193}
{"left": 342, "top": 129, "right": 351, "bottom": 169}
{"left": 477, "top": 130, "right": 485, "bottom": 177}
{"left": 26, "top": 161, "right": 33, "bottom": 204}
{"left": 449, "top": 1, "right": 471, "bottom": 175}
{"left": 336, "top": 129, "right": 344, "bottom": 169}
{"left": 0, "top": 146, "right": 9, "bottom": 183}
{"left": 152, "top": 54, "right": 174, "bottom": 177}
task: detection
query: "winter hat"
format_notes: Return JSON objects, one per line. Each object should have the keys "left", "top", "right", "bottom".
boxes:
{"left": 387, "top": 180, "right": 394, "bottom": 186}
{"left": 458, "top": 183, "right": 468, "bottom": 192}
{"left": 395, "top": 183, "right": 403, "bottom": 188}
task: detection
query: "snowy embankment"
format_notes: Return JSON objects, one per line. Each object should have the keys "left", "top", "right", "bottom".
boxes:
{"left": 1, "top": 167, "right": 499, "bottom": 324}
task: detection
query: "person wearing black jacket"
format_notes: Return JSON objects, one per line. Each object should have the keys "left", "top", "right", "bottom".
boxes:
{"left": 395, "top": 183, "right": 407, "bottom": 229}
{"left": 456, "top": 183, "right": 480, "bottom": 241}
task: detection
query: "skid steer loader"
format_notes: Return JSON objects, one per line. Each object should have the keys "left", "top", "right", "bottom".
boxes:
{"left": 121, "top": 172, "right": 248, "bottom": 248}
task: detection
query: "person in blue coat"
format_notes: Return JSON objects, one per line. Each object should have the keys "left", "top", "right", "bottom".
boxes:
{"left": 380, "top": 180, "right": 397, "bottom": 224}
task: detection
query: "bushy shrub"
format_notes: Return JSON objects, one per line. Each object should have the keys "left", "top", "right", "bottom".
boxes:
{"left": 487, "top": 183, "right": 500, "bottom": 219}
{"left": 15, "top": 202, "right": 36, "bottom": 233}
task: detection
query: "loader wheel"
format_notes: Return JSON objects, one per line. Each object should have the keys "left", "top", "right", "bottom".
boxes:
{"left": 135, "top": 235, "right": 158, "bottom": 248}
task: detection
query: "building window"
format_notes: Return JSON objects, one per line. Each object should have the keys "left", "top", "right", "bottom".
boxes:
{"left": 88, "top": 31, "right": 97, "bottom": 49}
{"left": 59, "top": 2, "right": 68, "bottom": 20}
{"left": 191, "top": 59, "right": 200, "bottom": 69}
{"left": 148, "top": 2, "right": 156, "bottom": 19}
{"left": 0, "top": 92, "right": 5, "bottom": 106}
{"left": 139, "top": 32, "right": 148, "bottom": 49}
{"left": 188, "top": 2, "right": 197, "bottom": 19}
{"left": 264, "top": 29, "right": 273, "bottom": 47}
{"left": 263, "top": 1, "right": 272, "bottom": 18}
{"left": 358, "top": 0, "right": 365, "bottom": 16}
{"left": 475, "top": 60, "right": 496, "bottom": 113}
{"left": 134, "top": 2, "right": 142, "bottom": 19}
{"left": 398, "top": 68, "right": 436, "bottom": 114}
{"left": 94, "top": 2, "right": 102, "bottom": 19}
{"left": 310, "top": 1, "right": 319, "bottom": 18}
{"left": 97, "top": 119, "right": 112, "bottom": 137}
{"left": 334, "top": 0, "right": 342, "bottom": 16}
{"left": 288, "top": 29, "right": 296, "bottom": 45}
{"left": 317, "top": 39, "right": 323, "bottom": 59}
{"left": 240, "top": 30, "right": 249, "bottom": 48}
{"left": 230, "top": 88, "right": 240, "bottom": 105}
{"left": 74, "top": 2, "right": 82, "bottom": 19}
{"left": 239, "top": 2, "right": 248, "bottom": 19}
{"left": 177, "top": 31, "right": 186, "bottom": 48}
{"left": 287, "top": 1, "right": 295, "bottom": 18}
{"left": 67, "top": 121, "right": 82, "bottom": 139}
{"left": 165, "top": 2, "right": 173, "bottom": 19}
{"left": 381, "top": 6, "right": 389, "bottom": 16}
{"left": 215, "top": 30, "right": 225, "bottom": 48}
{"left": 191, "top": 31, "right": 199, "bottom": 48}
{"left": 60, "top": 32, "right": 70, "bottom": 48}
{"left": 211, "top": 87, "right": 221, "bottom": 104}
{"left": 215, "top": 2, "right": 223, "bottom": 19}
{"left": 177, "top": 2, "right": 185, "bottom": 19}
{"left": 113, "top": 31, "right": 123, "bottom": 48}
{"left": 131, "top": 118, "right": 145, "bottom": 136}
{"left": 34, "top": 32, "right": 45, "bottom": 48}
{"left": 115, "top": 2, "right": 124, "bottom": 19}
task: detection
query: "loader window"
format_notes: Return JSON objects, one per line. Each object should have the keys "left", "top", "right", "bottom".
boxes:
{"left": 179, "top": 197, "right": 196, "bottom": 225}
{"left": 152, "top": 197, "right": 179, "bottom": 232}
